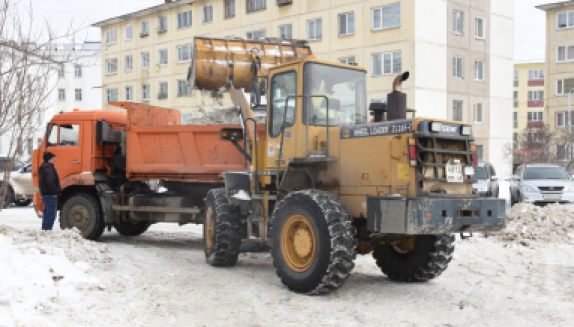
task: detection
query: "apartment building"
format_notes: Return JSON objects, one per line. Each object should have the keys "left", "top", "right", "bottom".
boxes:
{"left": 513, "top": 62, "right": 545, "bottom": 149}
{"left": 537, "top": 0, "right": 574, "bottom": 161}
{"left": 93, "top": 0, "right": 514, "bottom": 172}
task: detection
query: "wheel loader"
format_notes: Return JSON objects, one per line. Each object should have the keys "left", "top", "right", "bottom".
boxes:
{"left": 31, "top": 37, "right": 505, "bottom": 295}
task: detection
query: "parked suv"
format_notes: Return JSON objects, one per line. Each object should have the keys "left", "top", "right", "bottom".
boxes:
{"left": 510, "top": 164, "right": 574, "bottom": 206}
{"left": 473, "top": 162, "right": 499, "bottom": 197}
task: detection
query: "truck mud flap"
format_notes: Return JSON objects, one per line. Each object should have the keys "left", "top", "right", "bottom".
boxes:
{"left": 367, "top": 197, "right": 506, "bottom": 235}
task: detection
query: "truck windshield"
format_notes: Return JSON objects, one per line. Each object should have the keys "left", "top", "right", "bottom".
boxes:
{"left": 523, "top": 167, "right": 569, "bottom": 180}
{"left": 304, "top": 63, "right": 367, "bottom": 126}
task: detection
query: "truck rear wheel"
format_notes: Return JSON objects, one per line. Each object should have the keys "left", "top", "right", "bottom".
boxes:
{"left": 114, "top": 222, "right": 151, "bottom": 236}
{"left": 271, "top": 190, "right": 356, "bottom": 295}
{"left": 60, "top": 193, "right": 105, "bottom": 241}
{"left": 372, "top": 234, "right": 455, "bottom": 282}
{"left": 203, "top": 188, "right": 241, "bottom": 267}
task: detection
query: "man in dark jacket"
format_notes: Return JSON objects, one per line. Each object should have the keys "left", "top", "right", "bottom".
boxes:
{"left": 38, "top": 152, "right": 61, "bottom": 230}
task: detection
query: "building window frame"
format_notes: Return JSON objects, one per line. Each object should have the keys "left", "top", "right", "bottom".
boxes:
{"left": 58, "top": 89, "right": 65, "bottom": 102}
{"left": 474, "top": 103, "right": 484, "bottom": 124}
{"left": 158, "top": 82, "right": 168, "bottom": 100}
{"left": 74, "top": 65, "right": 82, "bottom": 78}
{"left": 177, "top": 80, "right": 191, "bottom": 97}
{"left": 528, "top": 69, "right": 544, "bottom": 80}
{"left": 140, "top": 20, "right": 150, "bottom": 37}
{"left": 158, "top": 49, "right": 168, "bottom": 66}
{"left": 177, "top": 45, "right": 192, "bottom": 63}
{"left": 513, "top": 111, "right": 518, "bottom": 129}
{"left": 527, "top": 111, "right": 544, "bottom": 122}
{"left": 75, "top": 89, "right": 82, "bottom": 101}
{"left": 225, "top": 0, "right": 236, "bottom": 18}
{"left": 528, "top": 90, "right": 544, "bottom": 101}
{"left": 157, "top": 15, "right": 168, "bottom": 32}
{"left": 279, "top": 24, "right": 293, "bottom": 39}
{"left": 371, "top": 3, "right": 401, "bottom": 31}
{"left": 339, "top": 56, "right": 356, "bottom": 65}
{"left": 125, "top": 24, "right": 133, "bottom": 41}
{"left": 372, "top": 51, "right": 402, "bottom": 76}
{"left": 142, "top": 84, "right": 150, "bottom": 101}
{"left": 247, "top": 0, "right": 267, "bottom": 13}
{"left": 338, "top": 12, "right": 355, "bottom": 37}
{"left": 246, "top": 29, "right": 266, "bottom": 40}
{"left": 125, "top": 55, "right": 133, "bottom": 72}
{"left": 475, "top": 60, "right": 484, "bottom": 82}
{"left": 557, "top": 45, "right": 574, "bottom": 62}
{"left": 453, "top": 56, "right": 464, "bottom": 79}
{"left": 141, "top": 52, "right": 150, "bottom": 69}
{"left": 557, "top": 11, "right": 574, "bottom": 30}
{"left": 202, "top": 4, "right": 214, "bottom": 23}
{"left": 475, "top": 17, "right": 485, "bottom": 39}
{"left": 177, "top": 10, "right": 193, "bottom": 29}
{"left": 126, "top": 86, "right": 133, "bottom": 102}
{"left": 106, "top": 88, "right": 118, "bottom": 103}
{"left": 307, "top": 18, "right": 322, "bottom": 41}
{"left": 106, "top": 58, "right": 118, "bottom": 75}
{"left": 514, "top": 70, "right": 519, "bottom": 81}
{"left": 105, "top": 28, "right": 117, "bottom": 45}
{"left": 453, "top": 10, "right": 464, "bottom": 35}
{"left": 453, "top": 100, "right": 463, "bottom": 122}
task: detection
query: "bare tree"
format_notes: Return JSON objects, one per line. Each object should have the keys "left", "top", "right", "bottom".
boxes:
{"left": 0, "top": 0, "right": 86, "bottom": 210}
{"left": 514, "top": 123, "right": 558, "bottom": 165}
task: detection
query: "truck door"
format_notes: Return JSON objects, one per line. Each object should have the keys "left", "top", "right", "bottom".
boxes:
{"left": 45, "top": 123, "right": 83, "bottom": 180}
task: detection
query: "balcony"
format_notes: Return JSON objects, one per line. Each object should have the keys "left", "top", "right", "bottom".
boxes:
{"left": 514, "top": 80, "right": 519, "bottom": 87}
{"left": 514, "top": 101, "right": 519, "bottom": 108}
{"left": 528, "top": 79, "right": 544, "bottom": 87}
{"left": 527, "top": 121, "right": 544, "bottom": 128}
{"left": 527, "top": 100, "right": 544, "bottom": 107}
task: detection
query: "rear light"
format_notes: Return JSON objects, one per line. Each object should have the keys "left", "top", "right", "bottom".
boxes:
{"left": 408, "top": 144, "right": 417, "bottom": 167}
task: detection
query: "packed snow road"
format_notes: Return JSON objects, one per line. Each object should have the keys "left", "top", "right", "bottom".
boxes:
{"left": 1, "top": 206, "right": 573, "bottom": 327}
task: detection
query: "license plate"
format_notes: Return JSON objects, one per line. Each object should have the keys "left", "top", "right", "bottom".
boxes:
{"left": 446, "top": 162, "right": 463, "bottom": 183}
{"left": 544, "top": 194, "right": 561, "bottom": 201}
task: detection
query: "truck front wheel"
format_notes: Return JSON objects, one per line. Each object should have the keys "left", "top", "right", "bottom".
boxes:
{"left": 271, "top": 190, "right": 356, "bottom": 295}
{"left": 60, "top": 193, "right": 105, "bottom": 241}
{"left": 372, "top": 234, "right": 455, "bottom": 282}
{"left": 114, "top": 222, "right": 151, "bottom": 236}
{"left": 203, "top": 188, "right": 241, "bottom": 267}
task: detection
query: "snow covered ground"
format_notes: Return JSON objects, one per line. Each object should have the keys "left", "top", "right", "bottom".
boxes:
{"left": 1, "top": 203, "right": 573, "bottom": 327}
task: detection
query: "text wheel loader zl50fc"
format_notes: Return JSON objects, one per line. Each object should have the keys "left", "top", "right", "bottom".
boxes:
{"left": 188, "top": 37, "right": 505, "bottom": 295}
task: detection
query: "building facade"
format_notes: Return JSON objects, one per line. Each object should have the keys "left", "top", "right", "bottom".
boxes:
{"left": 513, "top": 62, "right": 546, "bottom": 149}
{"left": 93, "top": 0, "right": 514, "bottom": 173}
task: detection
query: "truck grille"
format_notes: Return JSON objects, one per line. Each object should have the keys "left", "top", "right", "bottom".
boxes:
{"left": 415, "top": 135, "right": 475, "bottom": 183}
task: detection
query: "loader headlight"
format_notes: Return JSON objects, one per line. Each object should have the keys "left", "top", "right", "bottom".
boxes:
{"left": 430, "top": 122, "right": 442, "bottom": 133}
{"left": 461, "top": 126, "right": 472, "bottom": 136}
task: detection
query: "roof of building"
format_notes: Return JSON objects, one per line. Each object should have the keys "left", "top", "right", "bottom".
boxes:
{"left": 92, "top": 0, "right": 196, "bottom": 28}
{"left": 536, "top": 1, "right": 574, "bottom": 11}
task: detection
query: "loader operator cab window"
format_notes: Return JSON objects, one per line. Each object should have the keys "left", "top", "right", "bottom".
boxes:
{"left": 59, "top": 124, "right": 79, "bottom": 146}
{"left": 304, "top": 62, "right": 367, "bottom": 126}
{"left": 270, "top": 71, "right": 297, "bottom": 137}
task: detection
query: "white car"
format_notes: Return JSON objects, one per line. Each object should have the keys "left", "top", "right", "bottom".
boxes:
{"left": 0, "top": 162, "right": 36, "bottom": 208}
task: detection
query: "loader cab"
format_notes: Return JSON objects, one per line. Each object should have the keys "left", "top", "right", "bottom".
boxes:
{"left": 254, "top": 59, "right": 368, "bottom": 170}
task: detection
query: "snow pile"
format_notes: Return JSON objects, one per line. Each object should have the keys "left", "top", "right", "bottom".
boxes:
{"left": 0, "top": 225, "right": 110, "bottom": 326}
{"left": 490, "top": 203, "right": 574, "bottom": 245}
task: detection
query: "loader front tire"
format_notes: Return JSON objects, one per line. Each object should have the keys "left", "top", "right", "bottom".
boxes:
{"left": 60, "top": 193, "right": 105, "bottom": 241}
{"left": 203, "top": 188, "right": 241, "bottom": 267}
{"left": 114, "top": 222, "right": 151, "bottom": 236}
{"left": 271, "top": 190, "right": 356, "bottom": 295}
{"left": 372, "top": 234, "right": 455, "bottom": 282}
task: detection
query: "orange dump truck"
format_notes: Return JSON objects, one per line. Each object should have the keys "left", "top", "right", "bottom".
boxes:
{"left": 32, "top": 102, "right": 259, "bottom": 239}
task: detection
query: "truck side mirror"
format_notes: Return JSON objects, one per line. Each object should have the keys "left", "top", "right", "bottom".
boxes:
{"left": 250, "top": 80, "right": 262, "bottom": 108}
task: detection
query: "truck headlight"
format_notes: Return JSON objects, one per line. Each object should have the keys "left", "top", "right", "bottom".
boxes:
{"left": 461, "top": 126, "right": 472, "bottom": 136}
{"left": 430, "top": 122, "right": 442, "bottom": 133}
{"left": 522, "top": 185, "right": 538, "bottom": 193}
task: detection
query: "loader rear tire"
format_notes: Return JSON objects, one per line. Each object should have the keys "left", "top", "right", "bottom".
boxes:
{"left": 203, "top": 188, "right": 241, "bottom": 267}
{"left": 372, "top": 234, "right": 455, "bottom": 282}
{"left": 114, "top": 222, "right": 151, "bottom": 236}
{"left": 271, "top": 190, "right": 356, "bottom": 295}
{"left": 60, "top": 193, "right": 105, "bottom": 241}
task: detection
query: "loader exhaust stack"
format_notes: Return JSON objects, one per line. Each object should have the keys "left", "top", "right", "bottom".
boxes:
{"left": 386, "top": 71, "right": 410, "bottom": 121}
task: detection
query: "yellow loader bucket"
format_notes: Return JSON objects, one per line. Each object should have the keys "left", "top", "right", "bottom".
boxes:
{"left": 188, "top": 37, "right": 312, "bottom": 91}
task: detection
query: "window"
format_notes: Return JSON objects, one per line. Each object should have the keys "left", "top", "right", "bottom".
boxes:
{"left": 476, "top": 145, "right": 484, "bottom": 161}
{"left": 513, "top": 112, "right": 518, "bottom": 128}
{"left": 371, "top": 3, "right": 401, "bottom": 30}
{"left": 142, "top": 85, "right": 150, "bottom": 101}
{"left": 338, "top": 12, "right": 355, "bottom": 36}
{"left": 59, "top": 125, "right": 80, "bottom": 146}
{"left": 453, "top": 10, "right": 464, "bottom": 34}
{"left": 246, "top": 29, "right": 266, "bottom": 40}
{"left": 556, "top": 78, "right": 574, "bottom": 95}
{"left": 158, "top": 15, "right": 167, "bottom": 32}
{"left": 58, "top": 65, "right": 65, "bottom": 78}
{"left": 308, "top": 19, "right": 322, "bottom": 41}
{"left": 513, "top": 132, "right": 518, "bottom": 149}
{"left": 475, "top": 60, "right": 484, "bottom": 81}
{"left": 557, "top": 144, "right": 574, "bottom": 161}
{"left": 270, "top": 71, "right": 297, "bottom": 137}
{"left": 125, "top": 24, "right": 133, "bottom": 41}
{"left": 106, "top": 88, "right": 118, "bottom": 103}
{"left": 177, "top": 45, "right": 192, "bottom": 62}
{"left": 58, "top": 89, "right": 65, "bottom": 101}
{"left": 372, "top": 51, "right": 402, "bottom": 76}
{"left": 159, "top": 49, "right": 168, "bottom": 66}
{"left": 557, "top": 112, "right": 566, "bottom": 128}
{"left": 527, "top": 112, "right": 544, "bottom": 122}
{"left": 158, "top": 82, "right": 168, "bottom": 99}
{"left": 474, "top": 103, "right": 483, "bottom": 124}
{"left": 453, "top": 57, "right": 464, "bottom": 78}
{"left": 105, "top": 28, "right": 117, "bottom": 44}
{"left": 514, "top": 70, "right": 519, "bottom": 81}
{"left": 557, "top": 45, "right": 574, "bottom": 62}
{"left": 126, "top": 86, "right": 133, "bottom": 101}
{"left": 557, "top": 11, "right": 574, "bottom": 29}
{"left": 528, "top": 91, "right": 544, "bottom": 101}
{"left": 279, "top": 24, "right": 292, "bottom": 39}
{"left": 514, "top": 91, "right": 518, "bottom": 101}
{"left": 247, "top": 0, "right": 266, "bottom": 13}
{"left": 202, "top": 5, "right": 213, "bottom": 23}
{"left": 125, "top": 55, "right": 133, "bottom": 72}
{"left": 141, "top": 20, "right": 150, "bottom": 36}
{"left": 141, "top": 52, "right": 150, "bottom": 69}
{"left": 177, "top": 10, "right": 192, "bottom": 28}
{"left": 475, "top": 18, "right": 485, "bottom": 38}
{"left": 177, "top": 80, "right": 191, "bottom": 97}
{"left": 75, "top": 89, "right": 82, "bottom": 101}
{"left": 106, "top": 58, "right": 118, "bottom": 75}
{"left": 225, "top": 0, "right": 235, "bottom": 18}
{"left": 74, "top": 65, "right": 82, "bottom": 78}
{"left": 528, "top": 70, "right": 544, "bottom": 80}
{"left": 453, "top": 100, "right": 463, "bottom": 121}
{"left": 339, "top": 56, "right": 355, "bottom": 65}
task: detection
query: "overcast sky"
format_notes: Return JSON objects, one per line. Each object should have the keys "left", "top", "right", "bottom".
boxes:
{"left": 23, "top": 0, "right": 550, "bottom": 63}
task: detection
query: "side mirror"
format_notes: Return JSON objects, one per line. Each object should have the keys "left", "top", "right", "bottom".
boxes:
{"left": 250, "top": 80, "right": 262, "bottom": 108}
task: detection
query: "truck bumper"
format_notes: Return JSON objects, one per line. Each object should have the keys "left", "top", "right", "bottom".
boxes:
{"left": 366, "top": 197, "right": 506, "bottom": 235}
